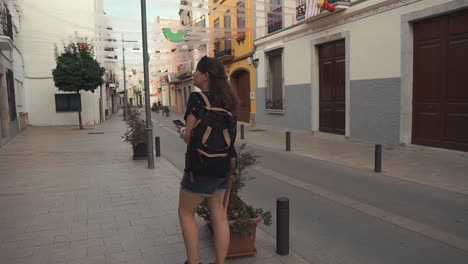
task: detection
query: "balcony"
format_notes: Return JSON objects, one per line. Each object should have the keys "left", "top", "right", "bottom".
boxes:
{"left": 268, "top": 7, "right": 282, "bottom": 34}
{"left": 329, "top": 0, "right": 351, "bottom": 4}
{"left": 214, "top": 39, "right": 234, "bottom": 62}
{"left": 296, "top": 0, "right": 352, "bottom": 21}
{"left": 215, "top": 49, "right": 233, "bottom": 60}
{"left": 0, "top": 4, "right": 13, "bottom": 50}
{"left": 214, "top": 48, "right": 233, "bottom": 61}
{"left": 265, "top": 98, "right": 285, "bottom": 111}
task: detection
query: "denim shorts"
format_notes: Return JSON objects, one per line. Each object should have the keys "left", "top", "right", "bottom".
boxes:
{"left": 180, "top": 172, "right": 230, "bottom": 197}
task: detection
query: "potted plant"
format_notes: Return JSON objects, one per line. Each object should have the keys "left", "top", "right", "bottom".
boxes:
{"left": 197, "top": 143, "right": 272, "bottom": 258}
{"left": 151, "top": 102, "right": 159, "bottom": 113}
{"left": 122, "top": 108, "right": 148, "bottom": 160}
{"left": 163, "top": 105, "right": 170, "bottom": 117}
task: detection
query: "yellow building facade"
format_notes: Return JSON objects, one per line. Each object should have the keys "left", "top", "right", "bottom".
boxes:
{"left": 209, "top": 0, "right": 256, "bottom": 124}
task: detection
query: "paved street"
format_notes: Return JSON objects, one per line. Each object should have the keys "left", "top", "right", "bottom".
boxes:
{"left": 152, "top": 112, "right": 468, "bottom": 264}
{"left": 0, "top": 115, "right": 309, "bottom": 264}
{"left": 3, "top": 1, "right": 468, "bottom": 264}
{"left": 1, "top": 110, "right": 467, "bottom": 264}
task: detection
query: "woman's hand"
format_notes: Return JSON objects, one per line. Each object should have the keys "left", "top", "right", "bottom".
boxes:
{"left": 176, "top": 126, "right": 185, "bottom": 139}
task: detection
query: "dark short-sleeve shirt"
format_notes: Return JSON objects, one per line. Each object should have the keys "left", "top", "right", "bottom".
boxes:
{"left": 184, "top": 92, "right": 214, "bottom": 121}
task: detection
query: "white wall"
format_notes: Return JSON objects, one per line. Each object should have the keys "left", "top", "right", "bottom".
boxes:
{"left": 12, "top": 48, "right": 25, "bottom": 114}
{"left": 345, "top": 0, "right": 451, "bottom": 80}
{"left": 256, "top": 0, "right": 453, "bottom": 86}
{"left": 22, "top": 0, "right": 102, "bottom": 126}
{"left": 0, "top": 51, "right": 12, "bottom": 119}
{"left": 161, "top": 84, "right": 170, "bottom": 106}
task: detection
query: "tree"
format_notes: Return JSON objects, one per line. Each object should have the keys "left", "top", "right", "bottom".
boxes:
{"left": 52, "top": 41, "right": 105, "bottom": 129}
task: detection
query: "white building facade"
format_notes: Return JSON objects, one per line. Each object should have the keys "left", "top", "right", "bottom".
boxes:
{"left": 21, "top": 0, "right": 109, "bottom": 127}
{"left": 254, "top": 0, "right": 468, "bottom": 152}
{"left": 0, "top": 0, "right": 25, "bottom": 147}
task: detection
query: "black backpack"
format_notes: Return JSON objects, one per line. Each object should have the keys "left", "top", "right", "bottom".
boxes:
{"left": 185, "top": 92, "right": 237, "bottom": 179}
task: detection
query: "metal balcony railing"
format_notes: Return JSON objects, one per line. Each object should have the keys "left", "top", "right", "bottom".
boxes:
{"left": 296, "top": 0, "right": 352, "bottom": 21}
{"left": 214, "top": 38, "right": 233, "bottom": 60}
{"left": 1, "top": 4, "right": 13, "bottom": 41}
{"left": 268, "top": 7, "right": 282, "bottom": 34}
{"left": 265, "top": 98, "right": 285, "bottom": 110}
{"left": 214, "top": 48, "right": 233, "bottom": 59}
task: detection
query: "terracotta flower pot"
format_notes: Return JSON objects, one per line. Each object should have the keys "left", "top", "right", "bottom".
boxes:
{"left": 208, "top": 215, "right": 262, "bottom": 258}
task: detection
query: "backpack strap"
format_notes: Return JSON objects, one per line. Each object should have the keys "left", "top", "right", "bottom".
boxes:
{"left": 197, "top": 92, "right": 233, "bottom": 116}
{"left": 197, "top": 92, "right": 211, "bottom": 108}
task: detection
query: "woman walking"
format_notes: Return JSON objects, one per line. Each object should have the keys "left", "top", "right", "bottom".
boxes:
{"left": 177, "top": 56, "right": 238, "bottom": 264}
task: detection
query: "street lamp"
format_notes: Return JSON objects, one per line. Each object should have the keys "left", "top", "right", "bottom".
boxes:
{"left": 121, "top": 35, "right": 138, "bottom": 122}
{"left": 140, "top": 0, "right": 154, "bottom": 169}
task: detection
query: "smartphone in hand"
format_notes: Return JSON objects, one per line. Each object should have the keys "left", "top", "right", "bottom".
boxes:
{"left": 172, "top": 119, "right": 185, "bottom": 127}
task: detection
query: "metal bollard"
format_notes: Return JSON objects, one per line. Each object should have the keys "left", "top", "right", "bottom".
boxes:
{"left": 375, "top": 144, "right": 382, "bottom": 173}
{"left": 240, "top": 124, "right": 245, "bottom": 140}
{"left": 286, "top": 131, "right": 291, "bottom": 152}
{"left": 276, "top": 197, "right": 289, "bottom": 256}
{"left": 155, "top": 136, "right": 161, "bottom": 157}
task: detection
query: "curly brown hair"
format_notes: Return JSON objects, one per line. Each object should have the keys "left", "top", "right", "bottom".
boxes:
{"left": 196, "top": 56, "right": 239, "bottom": 114}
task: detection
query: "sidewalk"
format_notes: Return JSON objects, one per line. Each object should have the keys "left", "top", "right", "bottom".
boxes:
{"left": 0, "top": 115, "right": 310, "bottom": 264}
{"left": 164, "top": 111, "right": 468, "bottom": 195}
{"left": 241, "top": 124, "right": 468, "bottom": 195}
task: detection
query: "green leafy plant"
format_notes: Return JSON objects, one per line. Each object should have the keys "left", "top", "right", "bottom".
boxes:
{"left": 122, "top": 108, "right": 147, "bottom": 147}
{"left": 52, "top": 38, "right": 105, "bottom": 129}
{"left": 197, "top": 143, "right": 272, "bottom": 236}
{"left": 163, "top": 106, "right": 170, "bottom": 116}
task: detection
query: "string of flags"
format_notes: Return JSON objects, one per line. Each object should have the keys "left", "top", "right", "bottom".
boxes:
{"left": 162, "top": 0, "right": 336, "bottom": 42}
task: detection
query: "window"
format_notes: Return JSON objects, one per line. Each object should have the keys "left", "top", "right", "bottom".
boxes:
{"left": 266, "top": 48, "right": 284, "bottom": 110}
{"left": 214, "top": 18, "right": 220, "bottom": 52}
{"left": 6, "top": 69, "right": 16, "bottom": 121}
{"left": 55, "top": 94, "right": 80, "bottom": 112}
{"left": 3, "top": 5, "right": 13, "bottom": 41}
{"left": 268, "top": 0, "right": 282, "bottom": 34}
{"left": 196, "top": 18, "right": 206, "bottom": 27}
{"left": 224, "top": 11, "right": 232, "bottom": 50}
{"left": 237, "top": 2, "right": 246, "bottom": 39}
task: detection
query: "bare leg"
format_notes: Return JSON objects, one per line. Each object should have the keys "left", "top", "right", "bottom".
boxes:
{"left": 207, "top": 191, "right": 230, "bottom": 264}
{"left": 178, "top": 188, "right": 205, "bottom": 264}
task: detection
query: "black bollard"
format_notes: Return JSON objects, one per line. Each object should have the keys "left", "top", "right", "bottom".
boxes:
{"left": 286, "top": 131, "right": 291, "bottom": 152}
{"left": 240, "top": 124, "right": 245, "bottom": 140}
{"left": 375, "top": 144, "right": 382, "bottom": 173}
{"left": 276, "top": 197, "right": 289, "bottom": 255}
{"left": 155, "top": 136, "right": 161, "bottom": 157}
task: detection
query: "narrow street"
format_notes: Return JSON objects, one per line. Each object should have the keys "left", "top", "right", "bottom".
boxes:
{"left": 152, "top": 113, "right": 468, "bottom": 264}
{"left": 2, "top": 1, "right": 467, "bottom": 264}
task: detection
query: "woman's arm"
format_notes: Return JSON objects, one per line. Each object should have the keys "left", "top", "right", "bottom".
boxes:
{"left": 181, "top": 113, "right": 197, "bottom": 144}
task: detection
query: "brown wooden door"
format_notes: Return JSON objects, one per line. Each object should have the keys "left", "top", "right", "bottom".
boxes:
{"left": 319, "top": 40, "right": 346, "bottom": 135}
{"left": 236, "top": 71, "right": 251, "bottom": 123}
{"left": 413, "top": 9, "right": 468, "bottom": 151}
{"left": 176, "top": 89, "right": 183, "bottom": 113}
{"left": 271, "top": 54, "right": 283, "bottom": 105}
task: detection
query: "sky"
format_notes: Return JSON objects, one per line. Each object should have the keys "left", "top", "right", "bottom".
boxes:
{"left": 102, "top": 0, "right": 181, "bottom": 64}
{"left": 103, "top": 0, "right": 180, "bottom": 32}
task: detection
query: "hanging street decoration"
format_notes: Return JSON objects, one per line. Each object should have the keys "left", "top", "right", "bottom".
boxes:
{"left": 301, "top": 0, "right": 337, "bottom": 20}
{"left": 318, "top": 0, "right": 336, "bottom": 12}
{"left": 162, "top": 28, "right": 187, "bottom": 42}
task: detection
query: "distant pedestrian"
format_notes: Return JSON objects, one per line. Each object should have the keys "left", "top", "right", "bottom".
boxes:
{"left": 176, "top": 56, "right": 238, "bottom": 264}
